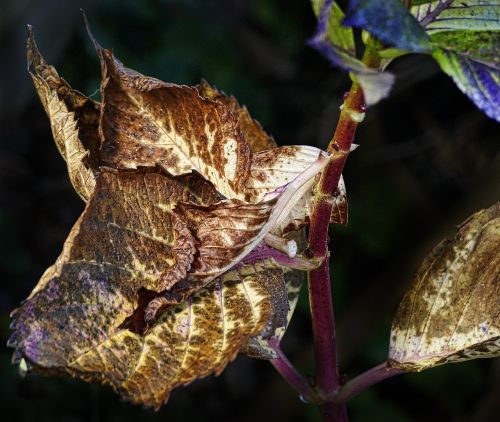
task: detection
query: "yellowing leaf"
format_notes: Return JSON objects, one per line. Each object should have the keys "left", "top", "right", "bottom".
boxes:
{"left": 9, "top": 259, "right": 287, "bottom": 409}
{"left": 388, "top": 202, "right": 500, "bottom": 371}
{"left": 28, "top": 27, "right": 100, "bottom": 200}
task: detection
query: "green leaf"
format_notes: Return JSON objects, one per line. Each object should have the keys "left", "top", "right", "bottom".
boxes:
{"left": 343, "top": 0, "right": 431, "bottom": 53}
{"left": 430, "top": 31, "right": 500, "bottom": 69}
{"left": 432, "top": 48, "right": 500, "bottom": 121}
{"left": 311, "top": 0, "right": 355, "bottom": 55}
{"left": 411, "top": 1, "right": 500, "bottom": 121}
{"left": 412, "top": 0, "right": 500, "bottom": 34}
{"left": 309, "top": 0, "right": 395, "bottom": 105}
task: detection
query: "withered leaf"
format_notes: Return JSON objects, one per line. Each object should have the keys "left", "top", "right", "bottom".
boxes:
{"left": 9, "top": 259, "right": 287, "bottom": 409}
{"left": 195, "top": 81, "right": 348, "bottom": 221}
{"left": 388, "top": 202, "right": 500, "bottom": 372}
{"left": 14, "top": 26, "right": 345, "bottom": 407}
{"left": 36, "top": 170, "right": 214, "bottom": 296}
{"left": 27, "top": 27, "right": 100, "bottom": 201}
{"left": 196, "top": 80, "right": 276, "bottom": 154}
{"left": 97, "top": 46, "right": 251, "bottom": 199}
{"left": 271, "top": 173, "right": 348, "bottom": 235}
{"left": 244, "top": 230, "right": 306, "bottom": 359}
{"left": 176, "top": 199, "right": 276, "bottom": 280}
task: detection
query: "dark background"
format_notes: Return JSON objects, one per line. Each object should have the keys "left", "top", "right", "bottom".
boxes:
{"left": 1, "top": 0, "right": 499, "bottom": 421}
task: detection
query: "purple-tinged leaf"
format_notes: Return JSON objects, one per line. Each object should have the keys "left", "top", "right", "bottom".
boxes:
{"left": 409, "top": 1, "right": 500, "bottom": 120}
{"left": 309, "top": 0, "right": 395, "bottom": 105}
{"left": 433, "top": 48, "right": 500, "bottom": 121}
{"left": 311, "top": 0, "right": 355, "bottom": 55}
{"left": 412, "top": 1, "right": 500, "bottom": 34}
{"left": 344, "top": 0, "right": 431, "bottom": 53}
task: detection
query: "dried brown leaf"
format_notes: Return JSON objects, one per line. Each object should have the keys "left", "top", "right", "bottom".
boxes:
{"left": 15, "top": 28, "right": 344, "bottom": 406}
{"left": 27, "top": 27, "right": 100, "bottom": 201}
{"left": 388, "top": 202, "right": 500, "bottom": 371}
{"left": 176, "top": 199, "right": 276, "bottom": 280}
{"left": 9, "top": 259, "right": 286, "bottom": 409}
{"left": 28, "top": 170, "right": 219, "bottom": 300}
{"left": 196, "top": 80, "right": 276, "bottom": 153}
{"left": 244, "top": 231, "right": 306, "bottom": 359}
{"left": 97, "top": 47, "right": 251, "bottom": 199}
{"left": 194, "top": 81, "right": 348, "bottom": 226}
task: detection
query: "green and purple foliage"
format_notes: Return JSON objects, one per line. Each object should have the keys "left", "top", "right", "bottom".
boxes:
{"left": 313, "top": 0, "right": 500, "bottom": 120}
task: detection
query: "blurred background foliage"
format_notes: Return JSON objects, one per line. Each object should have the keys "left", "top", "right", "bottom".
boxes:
{"left": 1, "top": 0, "right": 499, "bottom": 421}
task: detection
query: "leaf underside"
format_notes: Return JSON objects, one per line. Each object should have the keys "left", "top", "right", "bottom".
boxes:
{"left": 388, "top": 202, "right": 500, "bottom": 371}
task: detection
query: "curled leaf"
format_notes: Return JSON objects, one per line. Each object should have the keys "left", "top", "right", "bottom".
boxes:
{"left": 248, "top": 145, "right": 327, "bottom": 203}
{"left": 388, "top": 202, "right": 500, "bottom": 371}
{"left": 9, "top": 258, "right": 287, "bottom": 409}
{"left": 175, "top": 199, "right": 276, "bottom": 281}
{"left": 27, "top": 27, "right": 100, "bottom": 200}
{"left": 97, "top": 47, "right": 251, "bottom": 199}
{"left": 309, "top": 0, "right": 395, "bottom": 106}
{"left": 272, "top": 174, "right": 347, "bottom": 235}
{"left": 14, "top": 26, "right": 340, "bottom": 408}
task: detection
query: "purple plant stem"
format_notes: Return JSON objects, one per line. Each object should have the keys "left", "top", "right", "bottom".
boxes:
{"left": 307, "top": 46, "right": 383, "bottom": 421}
{"left": 332, "top": 363, "right": 404, "bottom": 404}
{"left": 269, "top": 339, "right": 319, "bottom": 404}
{"left": 307, "top": 83, "right": 366, "bottom": 422}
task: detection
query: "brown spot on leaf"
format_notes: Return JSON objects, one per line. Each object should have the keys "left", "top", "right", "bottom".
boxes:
{"left": 389, "top": 202, "right": 500, "bottom": 371}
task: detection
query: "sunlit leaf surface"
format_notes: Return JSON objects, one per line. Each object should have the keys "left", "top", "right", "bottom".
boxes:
{"left": 9, "top": 28, "right": 343, "bottom": 407}
{"left": 27, "top": 26, "right": 100, "bottom": 200}
{"left": 388, "top": 202, "right": 500, "bottom": 371}
{"left": 412, "top": 0, "right": 500, "bottom": 34}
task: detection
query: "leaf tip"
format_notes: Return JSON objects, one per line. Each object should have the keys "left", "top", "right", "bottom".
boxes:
{"left": 81, "top": 9, "right": 103, "bottom": 53}
{"left": 26, "top": 24, "right": 42, "bottom": 74}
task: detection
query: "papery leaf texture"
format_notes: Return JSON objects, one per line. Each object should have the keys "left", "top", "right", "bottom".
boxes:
{"left": 10, "top": 253, "right": 287, "bottom": 408}
{"left": 388, "top": 202, "right": 500, "bottom": 372}
{"left": 10, "top": 27, "right": 342, "bottom": 407}
{"left": 188, "top": 85, "right": 313, "bottom": 357}
{"left": 194, "top": 81, "right": 346, "bottom": 225}
{"left": 309, "top": 0, "right": 396, "bottom": 105}
{"left": 27, "top": 26, "right": 100, "bottom": 200}
{"left": 344, "top": 0, "right": 431, "bottom": 53}
{"left": 97, "top": 46, "right": 252, "bottom": 200}
{"left": 8, "top": 169, "right": 289, "bottom": 408}
{"left": 412, "top": 1, "right": 500, "bottom": 121}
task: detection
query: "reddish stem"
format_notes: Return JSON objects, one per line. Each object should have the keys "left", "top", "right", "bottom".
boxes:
{"left": 268, "top": 338, "right": 319, "bottom": 404}
{"left": 331, "top": 363, "right": 404, "bottom": 404}
{"left": 307, "top": 83, "right": 366, "bottom": 395}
